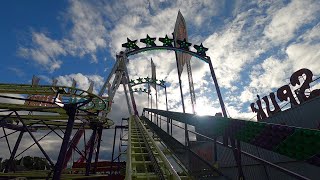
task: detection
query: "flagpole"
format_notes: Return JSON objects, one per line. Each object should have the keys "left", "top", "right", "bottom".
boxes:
{"left": 148, "top": 82, "right": 150, "bottom": 109}
{"left": 151, "top": 92, "right": 153, "bottom": 122}
{"left": 165, "top": 86, "right": 169, "bottom": 133}
{"left": 208, "top": 60, "right": 227, "bottom": 117}
{"left": 172, "top": 32, "right": 189, "bottom": 147}
{"left": 151, "top": 58, "right": 159, "bottom": 126}
{"left": 148, "top": 81, "right": 151, "bottom": 121}
{"left": 155, "top": 84, "right": 158, "bottom": 126}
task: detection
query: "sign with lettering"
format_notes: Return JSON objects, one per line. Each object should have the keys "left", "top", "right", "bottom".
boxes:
{"left": 25, "top": 95, "right": 109, "bottom": 111}
{"left": 25, "top": 95, "right": 61, "bottom": 107}
{"left": 251, "top": 68, "right": 320, "bottom": 121}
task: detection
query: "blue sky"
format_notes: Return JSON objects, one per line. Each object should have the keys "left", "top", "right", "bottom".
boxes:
{"left": 0, "top": 1, "right": 112, "bottom": 82}
{"left": 0, "top": 0, "right": 320, "bottom": 161}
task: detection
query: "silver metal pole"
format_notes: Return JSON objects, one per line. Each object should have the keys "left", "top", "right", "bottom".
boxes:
{"left": 155, "top": 85, "right": 159, "bottom": 126}
{"left": 148, "top": 82, "right": 150, "bottom": 109}
{"left": 122, "top": 53, "right": 139, "bottom": 115}
{"left": 172, "top": 33, "right": 188, "bottom": 146}
{"left": 208, "top": 59, "right": 227, "bottom": 117}
{"left": 99, "top": 60, "right": 119, "bottom": 96}
{"left": 123, "top": 80, "right": 133, "bottom": 115}
{"left": 165, "top": 86, "right": 169, "bottom": 133}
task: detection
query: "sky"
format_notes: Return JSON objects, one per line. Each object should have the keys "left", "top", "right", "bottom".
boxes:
{"left": 0, "top": 0, "right": 319, "bottom": 162}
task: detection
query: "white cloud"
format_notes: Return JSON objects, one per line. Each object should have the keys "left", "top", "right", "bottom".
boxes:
{"left": 0, "top": 94, "right": 26, "bottom": 116}
{"left": 13, "top": 0, "right": 320, "bottom": 131}
{"left": 240, "top": 57, "right": 292, "bottom": 103}
{"left": 239, "top": 31, "right": 320, "bottom": 104}
{"left": 55, "top": 73, "right": 104, "bottom": 94}
{"left": 110, "top": 0, "right": 317, "bottom": 119}
{"left": 299, "top": 23, "right": 320, "bottom": 42}
{"left": 264, "top": 0, "right": 320, "bottom": 44}
{"left": 18, "top": 32, "right": 65, "bottom": 72}
{"left": 0, "top": 93, "right": 25, "bottom": 105}
{"left": 62, "top": 0, "right": 108, "bottom": 58}
{"left": 196, "top": 0, "right": 320, "bottom": 117}
{"left": 18, "top": 0, "right": 110, "bottom": 72}
{"left": 204, "top": 7, "right": 270, "bottom": 89}
{"left": 38, "top": 75, "right": 52, "bottom": 84}
{"left": 286, "top": 43, "right": 320, "bottom": 74}
{"left": 106, "top": 0, "right": 224, "bottom": 54}
{"left": 226, "top": 103, "right": 254, "bottom": 120}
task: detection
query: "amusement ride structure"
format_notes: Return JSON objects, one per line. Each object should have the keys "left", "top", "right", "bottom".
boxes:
{"left": 0, "top": 12, "right": 320, "bottom": 180}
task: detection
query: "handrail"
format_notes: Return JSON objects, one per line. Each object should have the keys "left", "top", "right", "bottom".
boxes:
{"left": 125, "top": 116, "right": 133, "bottom": 180}
{"left": 145, "top": 111, "right": 311, "bottom": 180}
{"left": 134, "top": 115, "right": 181, "bottom": 180}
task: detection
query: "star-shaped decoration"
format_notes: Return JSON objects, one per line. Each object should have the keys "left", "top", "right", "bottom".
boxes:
{"left": 137, "top": 77, "right": 143, "bottom": 83}
{"left": 140, "top": 34, "right": 156, "bottom": 46}
{"left": 144, "top": 77, "right": 150, "bottom": 82}
{"left": 159, "top": 79, "right": 165, "bottom": 86}
{"left": 194, "top": 43, "right": 208, "bottom": 56}
{"left": 152, "top": 79, "right": 157, "bottom": 84}
{"left": 159, "top": 35, "right": 173, "bottom": 47}
{"left": 129, "top": 79, "right": 135, "bottom": 84}
{"left": 122, "top": 38, "right": 139, "bottom": 50}
{"left": 177, "top": 38, "right": 192, "bottom": 50}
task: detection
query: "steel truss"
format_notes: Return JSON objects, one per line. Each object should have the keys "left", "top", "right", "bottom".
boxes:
{"left": 0, "top": 83, "right": 113, "bottom": 179}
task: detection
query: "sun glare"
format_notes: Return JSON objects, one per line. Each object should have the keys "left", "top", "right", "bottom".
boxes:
{"left": 195, "top": 104, "right": 214, "bottom": 116}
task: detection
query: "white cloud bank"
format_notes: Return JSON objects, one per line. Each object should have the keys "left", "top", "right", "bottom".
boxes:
{"left": 264, "top": 0, "right": 320, "bottom": 44}
{"left": 55, "top": 73, "right": 104, "bottom": 94}
{"left": 15, "top": 0, "right": 320, "bottom": 120}
{"left": 18, "top": 32, "right": 65, "bottom": 72}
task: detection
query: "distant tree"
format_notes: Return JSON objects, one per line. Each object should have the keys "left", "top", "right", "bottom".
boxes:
{"left": 32, "top": 156, "right": 49, "bottom": 170}
{"left": 22, "top": 156, "right": 33, "bottom": 170}
{"left": 0, "top": 158, "right": 2, "bottom": 171}
{"left": 0, "top": 159, "right": 8, "bottom": 172}
{"left": 0, "top": 156, "right": 49, "bottom": 171}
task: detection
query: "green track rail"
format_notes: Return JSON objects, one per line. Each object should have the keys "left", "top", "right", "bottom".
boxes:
{"left": 0, "top": 114, "right": 114, "bottom": 129}
{"left": 126, "top": 115, "right": 187, "bottom": 180}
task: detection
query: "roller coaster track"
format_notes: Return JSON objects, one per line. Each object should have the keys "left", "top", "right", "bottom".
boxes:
{"left": 141, "top": 115, "right": 228, "bottom": 180}
{"left": 126, "top": 115, "right": 187, "bottom": 180}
